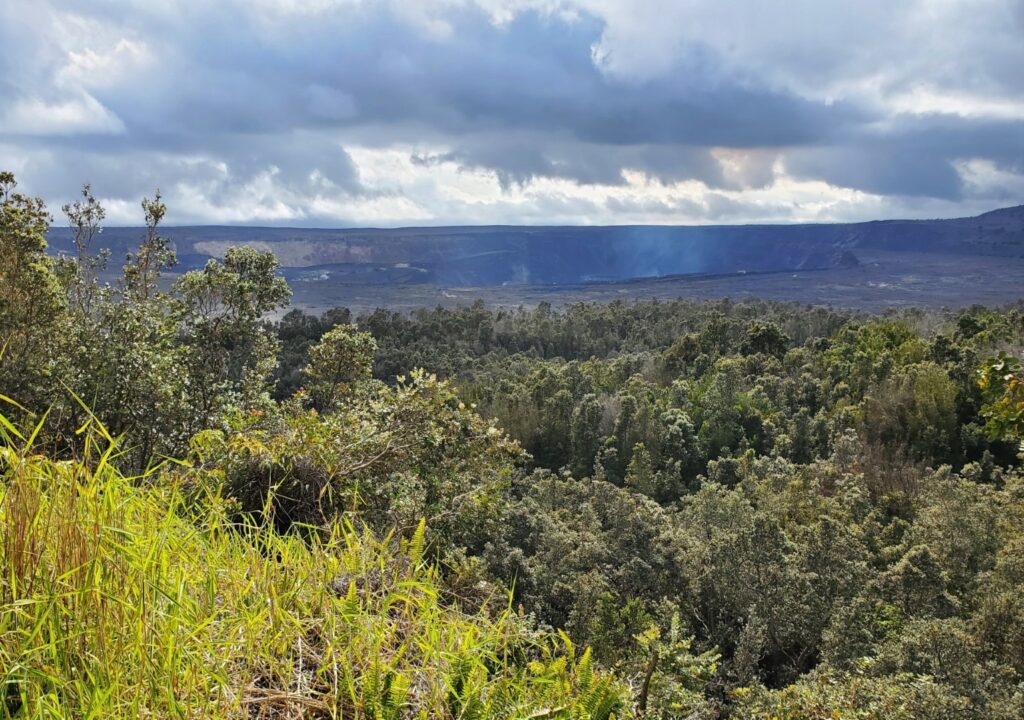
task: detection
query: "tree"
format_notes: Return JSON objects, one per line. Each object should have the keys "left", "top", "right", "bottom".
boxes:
{"left": 194, "top": 369, "right": 525, "bottom": 548}
{"left": 56, "top": 186, "right": 190, "bottom": 468}
{"left": 741, "top": 321, "right": 790, "bottom": 359}
{"left": 176, "top": 246, "right": 291, "bottom": 426}
{"left": 625, "top": 442, "right": 656, "bottom": 496}
{"left": 305, "top": 322, "right": 377, "bottom": 408}
{"left": 663, "top": 333, "right": 701, "bottom": 376}
{"left": 0, "top": 171, "right": 65, "bottom": 408}
{"left": 271, "top": 307, "right": 352, "bottom": 399}
{"left": 61, "top": 183, "right": 108, "bottom": 317}
{"left": 979, "top": 352, "right": 1024, "bottom": 443}
{"left": 123, "top": 191, "right": 175, "bottom": 301}
{"left": 861, "top": 362, "right": 960, "bottom": 465}
{"left": 657, "top": 407, "right": 701, "bottom": 492}
{"left": 570, "top": 393, "right": 603, "bottom": 478}
{"left": 696, "top": 360, "right": 748, "bottom": 459}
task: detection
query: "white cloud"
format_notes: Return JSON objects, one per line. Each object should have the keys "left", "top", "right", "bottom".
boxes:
{"left": 59, "top": 38, "right": 153, "bottom": 88}
{"left": 886, "top": 86, "right": 1024, "bottom": 120}
{"left": 1, "top": 93, "right": 125, "bottom": 136}
{"left": 958, "top": 158, "right": 1024, "bottom": 201}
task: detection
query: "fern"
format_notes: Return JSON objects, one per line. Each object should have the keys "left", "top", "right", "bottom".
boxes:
{"left": 408, "top": 516, "right": 428, "bottom": 568}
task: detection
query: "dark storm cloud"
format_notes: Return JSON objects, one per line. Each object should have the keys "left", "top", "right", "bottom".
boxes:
{"left": 76, "top": 6, "right": 859, "bottom": 152}
{"left": 414, "top": 137, "right": 732, "bottom": 190}
{"left": 1, "top": 0, "right": 1022, "bottom": 224}
{"left": 788, "top": 114, "right": 1024, "bottom": 200}
{"left": 9, "top": 132, "right": 360, "bottom": 208}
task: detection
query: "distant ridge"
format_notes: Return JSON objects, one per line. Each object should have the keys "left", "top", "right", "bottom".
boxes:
{"left": 46, "top": 205, "right": 1024, "bottom": 287}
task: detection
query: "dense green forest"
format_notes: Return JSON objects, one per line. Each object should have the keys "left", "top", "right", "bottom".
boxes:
{"left": 3, "top": 173, "right": 1024, "bottom": 718}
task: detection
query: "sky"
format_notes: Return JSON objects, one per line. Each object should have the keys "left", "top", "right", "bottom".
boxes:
{"left": 1, "top": 0, "right": 1023, "bottom": 227}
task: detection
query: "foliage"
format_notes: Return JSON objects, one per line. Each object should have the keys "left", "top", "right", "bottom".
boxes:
{"left": 0, "top": 409, "right": 626, "bottom": 719}
{"left": 0, "top": 172, "right": 64, "bottom": 409}
{"left": 176, "top": 246, "right": 291, "bottom": 424}
{"left": 306, "top": 322, "right": 378, "bottom": 409}
{"left": 188, "top": 369, "right": 524, "bottom": 551}
{"left": 731, "top": 668, "right": 977, "bottom": 720}
{"left": 979, "top": 351, "right": 1024, "bottom": 442}
{"left": 5, "top": 169, "right": 1024, "bottom": 717}
{"left": 0, "top": 174, "right": 292, "bottom": 469}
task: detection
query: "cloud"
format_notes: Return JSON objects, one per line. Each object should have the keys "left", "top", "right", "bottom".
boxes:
{"left": 0, "top": 0, "right": 1021, "bottom": 225}
{"left": 1, "top": 94, "right": 125, "bottom": 136}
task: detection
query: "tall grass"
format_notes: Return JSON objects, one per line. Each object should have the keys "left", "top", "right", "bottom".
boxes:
{"left": 0, "top": 403, "right": 626, "bottom": 718}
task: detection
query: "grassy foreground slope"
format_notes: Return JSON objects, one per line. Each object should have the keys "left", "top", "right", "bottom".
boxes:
{"left": 0, "top": 408, "right": 623, "bottom": 719}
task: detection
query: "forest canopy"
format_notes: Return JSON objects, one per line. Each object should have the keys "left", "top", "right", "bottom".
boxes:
{"left": 2, "top": 173, "right": 1024, "bottom": 718}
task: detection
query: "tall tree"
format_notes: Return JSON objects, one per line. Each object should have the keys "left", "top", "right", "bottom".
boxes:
{"left": 123, "top": 191, "right": 175, "bottom": 301}
{"left": 177, "top": 246, "right": 291, "bottom": 427}
{"left": 305, "top": 322, "right": 377, "bottom": 409}
{"left": 61, "top": 183, "right": 108, "bottom": 318}
{"left": 0, "top": 172, "right": 65, "bottom": 407}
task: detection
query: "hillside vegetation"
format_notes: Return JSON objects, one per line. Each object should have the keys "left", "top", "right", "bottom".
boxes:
{"left": 3, "top": 173, "right": 1024, "bottom": 718}
{"left": 0, "top": 408, "right": 625, "bottom": 718}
